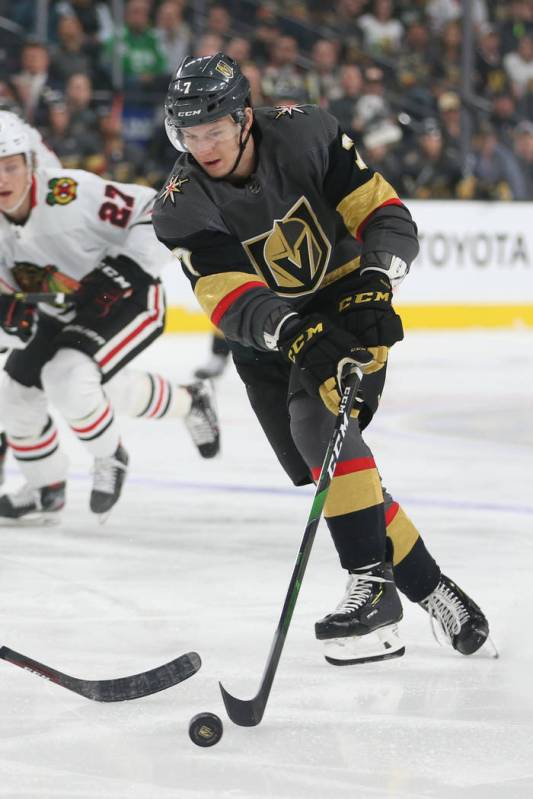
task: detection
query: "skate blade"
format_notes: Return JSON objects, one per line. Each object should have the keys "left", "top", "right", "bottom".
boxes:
{"left": 323, "top": 624, "right": 405, "bottom": 666}
{"left": 0, "top": 511, "right": 62, "bottom": 527}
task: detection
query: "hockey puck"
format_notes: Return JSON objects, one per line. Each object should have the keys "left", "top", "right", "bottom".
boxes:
{"left": 189, "top": 712, "right": 223, "bottom": 747}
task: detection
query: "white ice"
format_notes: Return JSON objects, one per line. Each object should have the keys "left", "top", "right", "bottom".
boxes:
{"left": 0, "top": 330, "right": 531, "bottom": 799}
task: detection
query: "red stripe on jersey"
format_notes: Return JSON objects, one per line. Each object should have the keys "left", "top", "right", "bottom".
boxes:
{"left": 311, "top": 456, "right": 376, "bottom": 481}
{"left": 99, "top": 284, "right": 162, "bottom": 368}
{"left": 30, "top": 176, "right": 38, "bottom": 209}
{"left": 355, "top": 198, "right": 404, "bottom": 241}
{"left": 385, "top": 501, "right": 400, "bottom": 526}
{"left": 71, "top": 404, "right": 112, "bottom": 434}
{"left": 9, "top": 429, "right": 57, "bottom": 453}
{"left": 211, "top": 282, "right": 266, "bottom": 327}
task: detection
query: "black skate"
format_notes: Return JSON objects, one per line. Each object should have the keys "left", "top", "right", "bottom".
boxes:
{"left": 0, "top": 481, "right": 66, "bottom": 524}
{"left": 315, "top": 563, "right": 405, "bottom": 665}
{"left": 90, "top": 444, "right": 129, "bottom": 518}
{"left": 0, "top": 431, "right": 7, "bottom": 486}
{"left": 193, "top": 353, "right": 228, "bottom": 380}
{"left": 419, "top": 574, "right": 491, "bottom": 655}
{"left": 184, "top": 381, "right": 220, "bottom": 459}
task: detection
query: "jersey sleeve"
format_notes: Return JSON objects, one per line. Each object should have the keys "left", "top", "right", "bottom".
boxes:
{"left": 318, "top": 110, "right": 419, "bottom": 271}
{"left": 155, "top": 221, "right": 295, "bottom": 351}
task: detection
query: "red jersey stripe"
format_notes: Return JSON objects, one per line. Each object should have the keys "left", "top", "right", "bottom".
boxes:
{"left": 355, "top": 198, "right": 403, "bottom": 241}
{"left": 211, "top": 282, "right": 266, "bottom": 327}
{"left": 311, "top": 456, "right": 376, "bottom": 481}
{"left": 385, "top": 501, "right": 400, "bottom": 526}
{"left": 99, "top": 285, "right": 162, "bottom": 368}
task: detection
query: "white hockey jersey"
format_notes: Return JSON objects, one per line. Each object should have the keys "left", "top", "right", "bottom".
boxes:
{"left": 0, "top": 167, "right": 175, "bottom": 346}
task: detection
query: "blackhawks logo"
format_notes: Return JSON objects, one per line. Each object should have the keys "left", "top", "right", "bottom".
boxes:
{"left": 46, "top": 176, "right": 78, "bottom": 206}
{"left": 242, "top": 196, "right": 331, "bottom": 297}
{"left": 11, "top": 262, "right": 80, "bottom": 294}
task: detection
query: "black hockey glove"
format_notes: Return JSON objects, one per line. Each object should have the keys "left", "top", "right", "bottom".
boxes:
{"left": 337, "top": 272, "right": 404, "bottom": 367}
{"left": 77, "top": 256, "right": 153, "bottom": 319}
{"left": 0, "top": 296, "right": 36, "bottom": 343}
{"left": 278, "top": 314, "right": 375, "bottom": 416}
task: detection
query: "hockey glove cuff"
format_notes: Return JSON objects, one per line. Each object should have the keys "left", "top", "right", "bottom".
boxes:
{"left": 278, "top": 314, "right": 374, "bottom": 416}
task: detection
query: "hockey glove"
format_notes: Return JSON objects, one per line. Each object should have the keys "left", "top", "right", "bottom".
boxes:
{"left": 0, "top": 296, "right": 35, "bottom": 343}
{"left": 337, "top": 272, "right": 404, "bottom": 367}
{"left": 278, "top": 314, "right": 375, "bottom": 416}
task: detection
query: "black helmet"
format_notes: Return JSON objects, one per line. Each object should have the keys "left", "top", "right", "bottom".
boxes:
{"left": 165, "top": 53, "right": 251, "bottom": 150}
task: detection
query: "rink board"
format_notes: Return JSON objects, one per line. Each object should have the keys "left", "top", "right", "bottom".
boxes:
{"left": 161, "top": 200, "right": 533, "bottom": 330}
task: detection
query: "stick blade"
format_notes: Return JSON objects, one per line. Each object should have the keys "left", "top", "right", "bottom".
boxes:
{"left": 219, "top": 681, "right": 265, "bottom": 726}
{"left": 84, "top": 651, "right": 202, "bottom": 702}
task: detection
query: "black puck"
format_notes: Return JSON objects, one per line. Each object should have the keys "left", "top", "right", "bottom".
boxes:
{"left": 189, "top": 712, "right": 223, "bottom": 747}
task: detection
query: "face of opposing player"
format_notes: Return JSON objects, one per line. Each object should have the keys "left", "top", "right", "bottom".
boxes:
{"left": 180, "top": 108, "right": 254, "bottom": 180}
{"left": 0, "top": 154, "right": 32, "bottom": 218}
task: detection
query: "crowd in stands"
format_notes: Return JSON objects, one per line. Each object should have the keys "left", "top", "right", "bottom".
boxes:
{"left": 1, "top": 0, "right": 532, "bottom": 199}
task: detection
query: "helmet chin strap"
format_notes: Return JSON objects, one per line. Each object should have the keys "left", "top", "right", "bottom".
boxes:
{"left": 222, "top": 123, "right": 253, "bottom": 179}
{"left": 3, "top": 170, "right": 32, "bottom": 217}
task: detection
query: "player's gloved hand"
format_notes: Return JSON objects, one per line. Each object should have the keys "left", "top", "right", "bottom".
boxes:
{"left": 278, "top": 314, "right": 375, "bottom": 416}
{"left": 77, "top": 264, "right": 134, "bottom": 319}
{"left": 337, "top": 272, "right": 403, "bottom": 367}
{"left": 0, "top": 296, "right": 36, "bottom": 342}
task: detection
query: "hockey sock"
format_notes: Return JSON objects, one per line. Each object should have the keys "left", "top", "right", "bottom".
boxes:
{"left": 105, "top": 370, "right": 192, "bottom": 419}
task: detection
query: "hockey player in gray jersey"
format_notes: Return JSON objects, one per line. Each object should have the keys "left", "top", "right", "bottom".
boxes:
{"left": 152, "top": 53, "right": 491, "bottom": 663}
{"left": 0, "top": 112, "right": 219, "bottom": 521}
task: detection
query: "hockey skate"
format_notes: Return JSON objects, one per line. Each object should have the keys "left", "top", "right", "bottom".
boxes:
{"left": 193, "top": 353, "right": 228, "bottom": 380}
{"left": 90, "top": 443, "right": 129, "bottom": 520}
{"left": 0, "top": 431, "right": 7, "bottom": 486}
{"left": 0, "top": 481, "right": 66, "bottom": 525}
{"left": 419, "top": 574, "right": 493, "bottom": 656}
{"left": 184, "top": 381, "right": 220, "bottom": 459}
{"left": 315, "top": 563, "right": 405, "bottom": 665}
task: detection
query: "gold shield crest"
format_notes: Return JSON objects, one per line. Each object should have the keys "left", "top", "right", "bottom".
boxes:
{"left": 242, "top": 197, "right": 331, "bottom": 297}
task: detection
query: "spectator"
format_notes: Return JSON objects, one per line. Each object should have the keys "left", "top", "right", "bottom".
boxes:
{"left": 103, "top": 0, "right": 167, "bottom": 93}
{"left": 489, "top": 91, "right": 521, "bottom": 150}
{"left": 55, "top": 0, "right": 114, "bottom": 45}
{"left": 154, "top": 1, "right": 192, "bottom": 75}
{"left": 432, "top": 19, "right": 462, "bottom": 91}
{"left": 328, "top": 64, "right": 364, "bottom": 134}
{"left": 0, "top": 15, "right": 23, "bottom": 75}
{"left": 49, "top": 15, "right": 94, "bottom": 84}
{"left": 226, "top": 37, "right": 252, "bottom": 66}
{"left": 262, "top": 36, "right": 305, "bottom": 102}
{"left": 475, "top": 24, "right": 508, "bottom": 97}
{"left": 305, "top": 39, "right": 342, "bottom": 105}
{"left": 241, "top": 62, "right": 266, "bottom": 107}
{"left": 352, "top": 65, "right": 392, "bottom": 134}
{"left": 425, "top": 0, "right": 488, "bottom": 35}
{"left": 402, "top": 118, "right": 464, "bottom": 199}
{"left": 250, "top": 18, "right": 281, "bottom": 66}
{"left": 499, "top": 0, "right": 533, "bottom": 56}
{"left": 470, "top": 123, "right": 527, "bottom": 200}
{"left": 361, "top": 119, "right": 404, "bottom": 192}
{"left": 205, "top": 4, "right": 233, "bottom": 46}
{"left": 512, "top": 119, "right": 533, "bottom": 199}
{"left": 437, "top": 90, "right": 461, "bottom": 161}
{"left": 194, "top": 34, "right": 225, "bottom": 58}
{"left": 11, "top": 40, "right": 60, "bottom": 127}
{"left": 395, "top": 18, "right": 435, "bottom": 117}
{"left": 44, "top": 99, "right": 100, "bottom": 169}
{"left": 503, "top": 35, "right": 533, "bottom": 98}
{"left": 64, "top": 72, "right": 100, "bottom": 139}
{"left": 87, "top": 110, "right": 147, "bottom": 184}
{"left": 358, "top": 0, "right": 404, "bottom": 57}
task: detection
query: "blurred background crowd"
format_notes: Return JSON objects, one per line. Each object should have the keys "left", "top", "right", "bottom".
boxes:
{"left": 0, "top": 0, "right": 532, "bottom": 200}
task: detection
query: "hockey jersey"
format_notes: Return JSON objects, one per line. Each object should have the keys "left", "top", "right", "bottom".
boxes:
{"left": 153, "top": 105, "right": 419, "bottom": 352}
{"left": 0, "top": 167, "right": 174, "bottom": 320}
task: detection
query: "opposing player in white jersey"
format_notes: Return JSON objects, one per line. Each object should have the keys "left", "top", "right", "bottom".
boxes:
{"left": 0, "top": 112, "right": 219, "bottom": 520}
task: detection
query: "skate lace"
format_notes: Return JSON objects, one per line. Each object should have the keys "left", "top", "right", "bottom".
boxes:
{"left": 425, "top": 585, "right": 470, "bottom": 644}
{"left": 93, "top": 454, "right": 125, "bottom": 494}
{"left": 334, "top": 573, "right": 388, "bottom": 615}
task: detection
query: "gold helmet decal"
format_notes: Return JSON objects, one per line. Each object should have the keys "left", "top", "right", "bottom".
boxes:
{"left": 243, "top": 197, "right": 331, "bottom": 296}
{"left": 215, "top": 60, "right": 234, "bottom": 79}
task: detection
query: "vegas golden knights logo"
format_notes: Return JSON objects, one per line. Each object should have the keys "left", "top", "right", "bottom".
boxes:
{"left": 242, "top": 196, "right": 332, "bottom": 297}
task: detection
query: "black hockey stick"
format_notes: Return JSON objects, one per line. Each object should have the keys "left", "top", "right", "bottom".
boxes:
{"left": 13, "top": 291, "right": 78, "bottom": 307}
{"left": 0, "top": 646, "right": 201, "bottom": 702}
{"left": 219, "top": 370, "right": 362, "bottom": 726}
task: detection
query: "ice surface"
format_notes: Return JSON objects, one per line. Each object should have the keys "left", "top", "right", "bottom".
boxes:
{"left": 0, "top": 330, "right": 531, "bottom": 798}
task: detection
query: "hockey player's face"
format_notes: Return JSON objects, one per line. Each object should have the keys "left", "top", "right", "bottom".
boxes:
{"left": 181, "top": 117, "right": 244, "bottom": 177}
{"left": 0, "top": 155, "right": 31, "bottom": 215}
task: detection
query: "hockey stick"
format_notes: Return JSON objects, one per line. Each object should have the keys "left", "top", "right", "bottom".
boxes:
{"left": 0, "top": 646, "right": 201, "bottom": 702}
{"left": 12, "top": 291, "right": 77, "bottom": 307}
{"left": 219, "top": 370, "right": 362, "bottom": 726}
